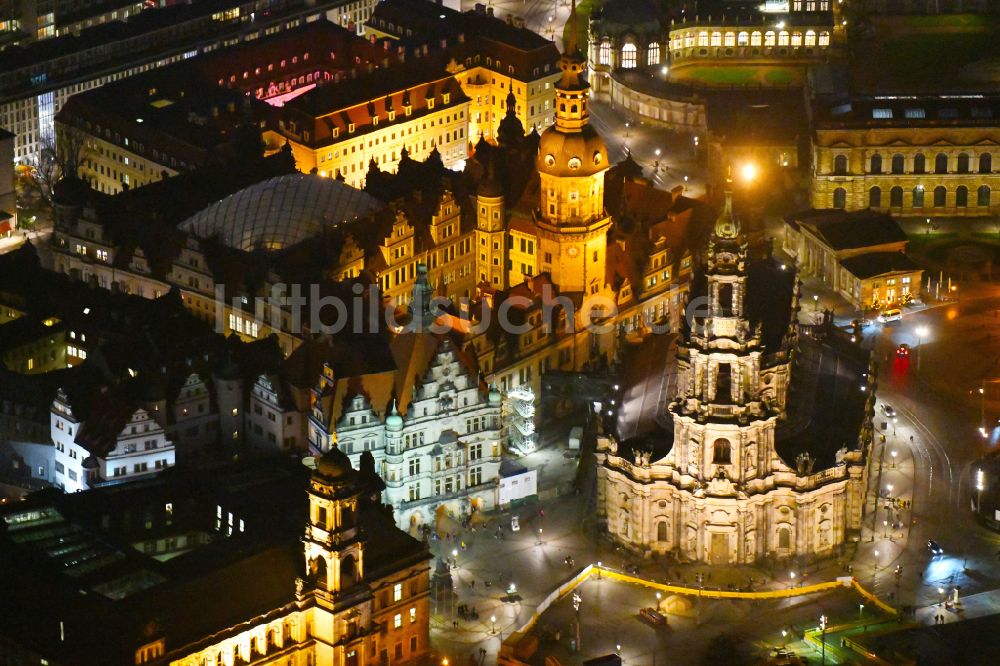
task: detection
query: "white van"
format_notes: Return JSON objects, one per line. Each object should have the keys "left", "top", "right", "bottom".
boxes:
{"left": 878, "top": 308, "right": 902, "bottom": 323}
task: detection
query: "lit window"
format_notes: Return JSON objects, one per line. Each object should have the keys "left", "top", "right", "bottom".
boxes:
{"left": 409, "top": 607, "right": 416, "bottom": 623}
{"left": 394, "top": 583, "right": 403, "bottom": 601}
{"left": 621, "top": 43, "right": 636, "bottom": 69}
{"left": 394, "top": 614, "right": 402, "bottom": 629}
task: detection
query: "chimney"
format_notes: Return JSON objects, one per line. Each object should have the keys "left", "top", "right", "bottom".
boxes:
{"left": 487, "top": 6, "right": 494, "bottom": 16}
{"left": 475, "top": 3, "right": 485, "bottom": 13}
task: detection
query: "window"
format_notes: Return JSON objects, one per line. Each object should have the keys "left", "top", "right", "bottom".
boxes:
{"left": 394, "top": 614, "right": 402, "bottom": 629}
{"left": 409, "top": 607, "right": 417, "bottom": 623}
{"left": 957, "top": 153, "right": 970, "bottom": 174}
{"left": 393, "top": 583, "right": 403, "bottom": 602}
{"left": 778, "top": 31, "right": 789, "bottom": 46}
{"left": 890, "top": 186, "right": 903, "bottom": 208}
{"left": 778, "top": 526, "right": 791, "bottom": 549}
{"left": 621, "top": 43, "right": 636, "bottom": 69}
{"left": 833, "top": 187, "right": 846, "bottom": 209}
{"left": 891, "top": 154, "right": 904, "bottom": 174}
{"left": 712, "top": 438, "right": 731, "bottom": 465}
{"left": 724, "top": 32, "right": 735, "bottom": 47}
{"left": 913, "top": 185, "right": 925, "bottom": 208}
{"left": 934, "top": 186, "right": 947, "bottom": 208}
{"left": 764, "top": 31, "right": 776, "bottom": 46}
{"left": 804, "top": 30, "right": 816, "bottom": 46}
{"left": 981, "top": 153, "right": 993, "bottom": 174}
{"left": 751, "top": 31, "right": 762, "bottom": 47}
{"left": 872, "top": 108, "right": 893, "bottom": 119}
{"left": 957, "top": 185, "right": 969, "bottom": 208}
{"left": 598, "top": 41, "right": 611, "bottom": 65}
{"left": 647, "top": 42, "right": 660, "bottom": 65}
{"left": 738, "top": 31, "right": 749, "bottom": 46}
{"left": 657, "top": 521, "right": 667, "bottom": 541}
{"left": 711, "top": 32, "right": 722, "bottom": 47}
{"left": 979, "top": 185, "right": 992, "bottom": 207}
{"left": 870, "top": 154, "right": 882, "bottom": 174}
{"left": 833, "top": 154, "right": 847, "bottom": 175}
{"left": 935, "top": 153, "right": 949, "bottom": 174}
{"left": 905, "top": 108, "right": 925, "bottom": 119}
{"left": 914, "top": 153, "right": 926, "bottom": 174}
{"left": 869, "top": 186, "right": 881, "bottom": 209}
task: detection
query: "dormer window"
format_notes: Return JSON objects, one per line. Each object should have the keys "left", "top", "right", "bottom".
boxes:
{"left": 349, "top": 123, "right": 356, "bottom": 133}
{"left": 388, "top": 110, "right": 395, "bottom": 121}
{"left": 568, "top": 157, "right": 581, "bottom": 170}
{"left": 405, "top": 105, "right": 412, "bottom": 116}
{"left": 372, "top": 116, "right": 379, "bottom": 126}
{"left": 443, "top": 93, "right": 450, "bottom": 104}
{"left": 427, "top": 99, "right": 435, "bottom": 109}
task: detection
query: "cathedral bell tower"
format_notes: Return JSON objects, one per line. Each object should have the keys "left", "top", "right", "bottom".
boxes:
{"left": 533, "top": 0, "right": 610, "bottom": 296}
{"left": 669, "top": 180, "right": 780, "bottom": 488}
{"left": 303, "top": 447, "right": 366, "bottom": 600}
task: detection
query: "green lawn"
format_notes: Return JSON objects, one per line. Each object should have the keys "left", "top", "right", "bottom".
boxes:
{"left": 764, "top": 69, "right": 793, "bottom": 85}
{"left": 681, "top": 67, "right": 758, "bottom": 85}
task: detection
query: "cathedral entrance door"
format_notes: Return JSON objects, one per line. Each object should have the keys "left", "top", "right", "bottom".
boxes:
{"left": 709, "top": 532, "right": 729, "bottom": 565}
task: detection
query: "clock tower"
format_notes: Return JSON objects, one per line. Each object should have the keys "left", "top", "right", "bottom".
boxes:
{"left": 534, "top": 0, "right": 610, "bottom": 296}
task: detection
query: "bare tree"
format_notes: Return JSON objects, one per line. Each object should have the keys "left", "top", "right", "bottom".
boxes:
{"left": 24, "top": 125, "right": 88, "bottom": 208}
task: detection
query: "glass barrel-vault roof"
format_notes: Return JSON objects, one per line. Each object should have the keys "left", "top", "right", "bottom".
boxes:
{"left": 178, "top": 174, "right": 384, "bottom": 252}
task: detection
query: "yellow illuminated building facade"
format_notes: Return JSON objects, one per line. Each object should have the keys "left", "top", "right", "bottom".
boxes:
{"left": 812, "top": 97, "right": 1000, "bottom": 216}
{"left": 169, "top": 451, "right": 430, "bottom": 666}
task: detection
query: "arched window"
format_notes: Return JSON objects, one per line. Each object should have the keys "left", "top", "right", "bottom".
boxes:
{"left": 956, "top": 185, "right": 968, "bottom": 207}
{"left": 778, "top": 526, "right": 791, "bottom": 549}
{"left": 935, "top": 153, "right": 949, "bottom": 174}
{"left": 818, "top": 31, "right": 830, "bottom": 46}
{"left": 684, "top": 32, "right": 695, "bottom": 48}
{"left": 981, "top": 153, "right": 993, "bottom": 174}
{"left": 913, "top": 185, "right": 925, "bottom": 208}
{"left": 723, "top": 32, "right": 734, "bottom": 47}
{"left": 934, "top": 186, "right": 947, "bottom": 207}
{"left": 712, "top": 438, "right": 732, "bottom": 464}
{"left": 914, "top": 153, "right": 926, "bottom": 174}
{"left": 979, "top": 185, "right": 992, "bottom": 207}
{"left": 647, "top": 42, "right": 660, "bottom": 65}
{"left": 890, "top": 186, "right": 903, "bottom": 208}
{"left": 711, "top": 31, "right": 722, "bottom": 47}
{"left": 870, "top": 153, "right": 882, "bottom": 174}
{"left": 804, "top": 30, "right": 816, "bottom": 46}
{"left": 657, "top": 520, "right": 668, "bottom": 541}
{"left": 869, "top": 186, "right": 881, "bottom": 209}
{"left": 737, "top": 31, "right": 749, "bottom": 46}
{"left": 957, "top": 153, "right": 970, "bottom": 174}
{"left": 891, "top": 154, "right": 905, "bottom": 174}
{"left": 778, "top": 31, "right": 790, "bottom": 46}
{"left": 751, "top": 31, "right": 762, "bottom": 46}
{"left": 833, "top": 154, "right": 847, "bottom": 175}
{"left": 621, "top": 43, "right": 637, "bottom": 68}
{"left": 698, "top": 31, "right": 709, "bottom": 47}
{"left": 833, "top": 187, "right": 846, "bottom": 209}
{"left": 791, "top": 32, "right": 802, "bottom": 47}
{"left": 764, "top": 31, "right": 776, "bottom": 47}
{"left": 598, "top": 40, "right": 611, "bottom": 65}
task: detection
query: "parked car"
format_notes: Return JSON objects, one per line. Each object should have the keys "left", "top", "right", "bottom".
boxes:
{"left": 927, "top": 539, "right": 944, "bottom": 556}
{"left": 881, "top": 404, "right": 896, "bottom": 418}
{"left": 639, "top": 607, "right": 667, "bottom": 626}
{"left": 511, "top": 515, "right": 520, "bottom": 532}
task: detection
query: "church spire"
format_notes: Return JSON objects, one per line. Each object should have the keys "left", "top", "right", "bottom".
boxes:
{"left": 565, "top": 0, "right": 578, "bottom": 54}
{"left": 714, "top": 169, "right": 740, "bottom": 240}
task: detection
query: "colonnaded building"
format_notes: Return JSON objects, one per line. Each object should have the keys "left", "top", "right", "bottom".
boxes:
{"left": 596, "top": 189, "right": 875, "bottom": 564}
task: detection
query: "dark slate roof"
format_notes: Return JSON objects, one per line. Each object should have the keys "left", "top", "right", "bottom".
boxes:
{"left": 840, "top": 252, "right": 921, "bottom": 280}
{"left": 787, "top": 209, "right": 908, "bottom": 251}
{"left": 776, "top": 330, "right": 871, "bottom": 470}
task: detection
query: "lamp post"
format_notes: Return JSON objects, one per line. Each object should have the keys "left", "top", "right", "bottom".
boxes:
{"left": 490, "top": 615, "right": 497, "bottom": 635}
{"left": 536, "top": 527, "right": 543, "bottom": 545}
{"left": 891, "top": 449, "right": 898, "bottom": 468}
{"left": 859, "top": 603, "right": 865, "bottom": 620}
{"left": 781, "top": 629, "right": 788, "bottom": 648}
{"left": 916, "top": 325, "right": 928, "bottom": 370}
{"left": 813, "top": 294, "right": 820, "bottom": 314}
{"left": 820, "top": 614, "right": 828, "bottom": 666}
{"left": 654, "top": 148, "right": 661, "bottom": 172}
{"left": 789, "top": 570, "right": 796, "bottom": 589}
{"left": 977, "top": 468, "right": 985, "bottom": 513}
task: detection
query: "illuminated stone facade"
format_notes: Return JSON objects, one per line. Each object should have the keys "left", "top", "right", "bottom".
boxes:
{"left": 812, "top": 96, "right": 1000, "bottom": 216}
{"left": 597, "top": 192, "right": 872, "bottom": 564}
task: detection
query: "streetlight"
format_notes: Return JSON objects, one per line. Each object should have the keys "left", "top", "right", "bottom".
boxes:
{"left": 859, "top": 603, "right": 865, "bottom": 620}
{"left": 813, "top": 294, "right": 820, "bottom": 313}
{"left": 916, "top": 325, "right": 929, "bottom": 370}
{"left": 740, "top": 162, "right": 758, "bottom": 183}
{"left": 625, "top": 122, "right": 630, "bottom": 139}
{"left": 789, "top": 570, "right": 796, "bottom": 588}
{"left": 654, "top": 148, "right": 661, "bottom": 172}
{"left": 781, "top": 628, "right": 788, "bottom": 647}
{"left": 891, "top": 449, "right": 898, "bottom": 468}
{"left": 536, "top": 527, "right": 543, "bottom": 545}
{"left": 820, "top": 615, "right": 828, "bottom": 665}
{"left": 977, "top": 468, "right": 985, "bottom": 512}
{"left": 490, "top": 615, "right": 497, "bottom": 634}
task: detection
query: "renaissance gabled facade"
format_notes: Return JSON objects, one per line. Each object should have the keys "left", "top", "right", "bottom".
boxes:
{"left": 596, "top": 186, "right": 873, "bottom": 564}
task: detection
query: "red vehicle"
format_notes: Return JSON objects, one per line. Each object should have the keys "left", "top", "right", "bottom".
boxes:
{"left": 897, "top": 343, "right": 910, "bottom": 359}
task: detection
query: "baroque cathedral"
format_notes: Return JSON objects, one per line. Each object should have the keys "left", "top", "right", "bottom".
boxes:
{"left": 596, "top": 186, "right": 875, "bottom": 564}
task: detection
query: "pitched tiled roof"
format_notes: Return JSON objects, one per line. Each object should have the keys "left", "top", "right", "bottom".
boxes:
{"left": 788, "top": 208, "right": 908, "bottom": 251}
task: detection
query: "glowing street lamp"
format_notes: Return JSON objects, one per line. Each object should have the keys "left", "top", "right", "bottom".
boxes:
{"left": 490, "top": 615, "right": 497, "bottom": 634}
{"left": 740, "top": 162, "right": 758, "bottom": 183}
